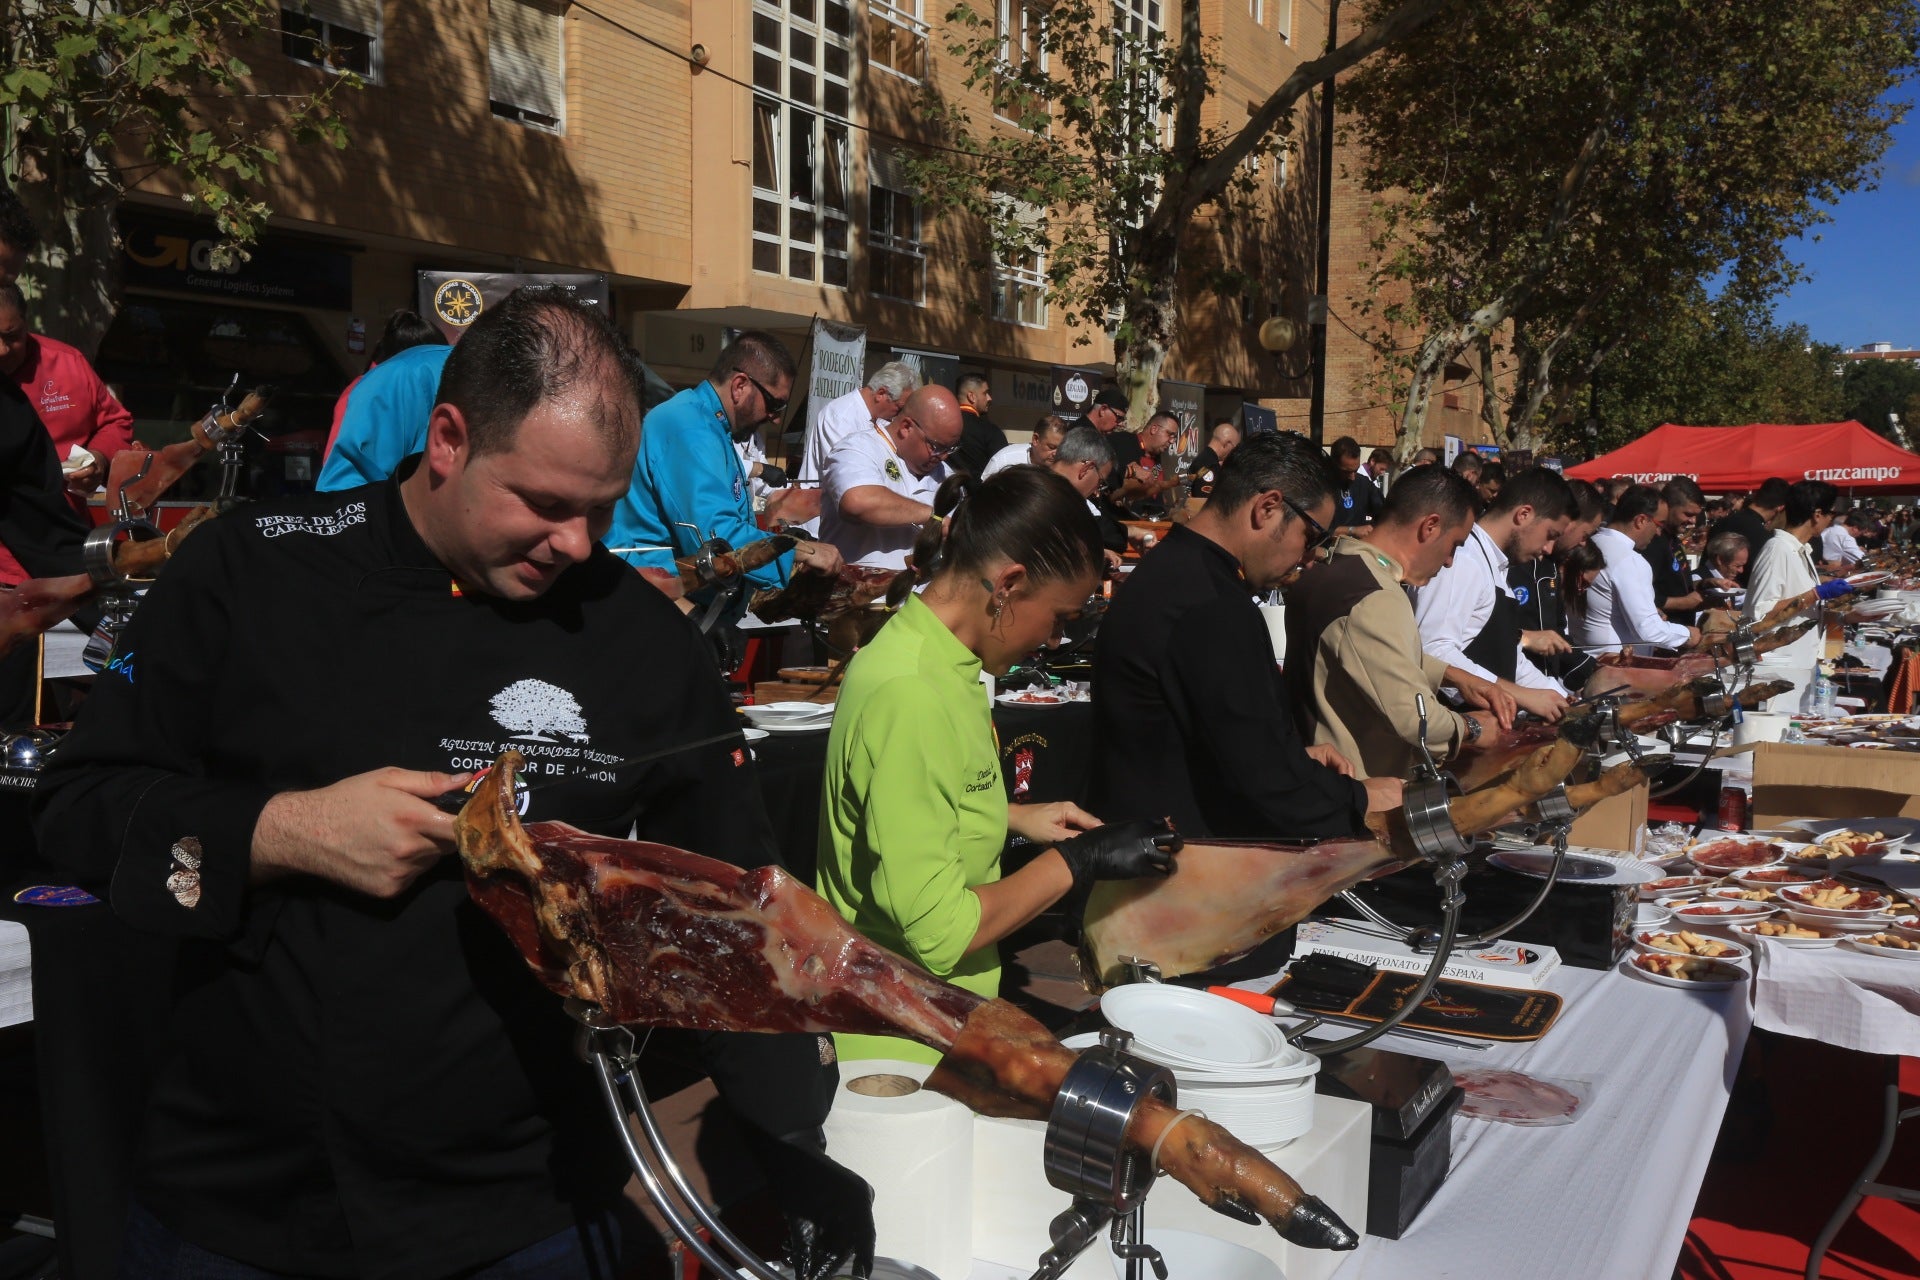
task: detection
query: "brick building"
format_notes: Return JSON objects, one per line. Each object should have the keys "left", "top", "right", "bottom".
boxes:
{"left": 99, "top": 0, "right": 1340, "bottom": 463}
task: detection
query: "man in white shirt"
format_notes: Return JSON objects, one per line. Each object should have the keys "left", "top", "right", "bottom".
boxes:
{"left": 1747, "top": 480, "right": 1841, "bottom": 710}
{"left": 1572, "top": 484, "right": 1701, "bottom": 655}
{"left": 820, "top": 385, "right": 964, "bottom": 570}
{"left": 1414, "top": 467, "right": 1576, "bottom": 721}
{"left": 982, "top": 415, "right": 1068, "bottom": 478}
{"left": 1820, "top": 511, "right": 1866, "bottom": 567}
{"left": 797, "top": 361, "right": 921, "bottom": 493}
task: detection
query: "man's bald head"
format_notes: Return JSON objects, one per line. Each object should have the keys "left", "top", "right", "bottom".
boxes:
{"left": 894, "top": 384, "right": 965, "bottom": 478}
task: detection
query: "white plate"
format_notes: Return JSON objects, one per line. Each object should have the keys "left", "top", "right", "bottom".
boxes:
{"left": 1632, "top": 931, "right": 1751, "bottom": 964}
{"left": 1778, "top": 883, "right": 1896, "bottom": 917}
{"left": 1731, "top": 866, "right": 1811, "bottom": 889}
{"left": 1099, "top": 984, "right": 1293, "bottom": 1070}
{"left": 741, "top": 727, "right": 769, "bottom": 742}
{"left": 1669, "top": 901, "right": 1776, "bottom": 927}
{"left": 1735, "top": 921, "right": 1845, "bottom": 948}
{"left": 1784, "top": 816, "right": 1920, "bottom": 842}
{"left": 1785, "top": 908, "right": 1892, "bottom": 934}
{"left": 1892, "top": 916, "right": 1920, "bottom": 942}
{"left": 1490, "top": 849, "right": 1659, "bottom": 886}
{"left": 1634, "top": 904, "right": 1674, "bottom": 930}
{"left": 753, "top": 719, "right": 835, "bottom": 735}
{"left": 1707, "top": 886, "right": 1781, "bottom": 906}
{"left": 741, "top": 703, "right": 834, "bottom": 727}
{"left": 1622, "top": 954, "right": 1748, "bottom": 990}
{"left": 994, "top": 690, "right": 1083, "bottom": 707}
{"left": 1846, "top": 935, "right": 1920, "bottom": 962}
{"left": 1642, "top": 876, "right": 1718, "bottom": 901}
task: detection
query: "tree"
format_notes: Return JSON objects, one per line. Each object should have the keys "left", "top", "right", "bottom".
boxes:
{"left": 903, "top": 0, "right": 1450, "bottom": 421}
{"left": 2, "top": 1, "right": 355, "bottom": 353}
{"left": 1545, "top": 285, "right": 1845, "bottom": 458}
{"left": 1341, "top": 0, "right": 1919, "bottom": 460}
{"left": 1842, "top": 358, "right": 1920, "bottom": 443}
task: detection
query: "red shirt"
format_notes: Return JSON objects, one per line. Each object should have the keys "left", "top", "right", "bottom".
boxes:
{"left": 0, "top": 334, "right": 134, "bottom": 584}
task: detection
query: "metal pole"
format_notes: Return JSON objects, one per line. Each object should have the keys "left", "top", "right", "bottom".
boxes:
{"left": 1307, "top": 0, "right": 1342, "bottom": 446}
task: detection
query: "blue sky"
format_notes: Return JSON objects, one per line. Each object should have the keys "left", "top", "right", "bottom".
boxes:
{"left": 1772, "top": 96, "right": 1920, "bottom": 350}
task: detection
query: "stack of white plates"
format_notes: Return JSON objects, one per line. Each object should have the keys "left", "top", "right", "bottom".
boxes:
{"left": 741, "top": 701, "right": 835, "bottom": 733}
{"left": 1095, "top": 985, "right": 1322, "bottom": 1150}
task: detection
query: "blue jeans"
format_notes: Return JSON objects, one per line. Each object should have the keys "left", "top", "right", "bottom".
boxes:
{"left": 119, "top": 1200, "right": 647, "bottom": 1279}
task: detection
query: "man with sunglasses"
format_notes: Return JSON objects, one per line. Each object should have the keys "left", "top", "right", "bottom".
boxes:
{"left": 1091, "top": 433, "right": 1404, "bottom": 901}
{"left": 819, "top": 384, "right": 965, "bottom": 570}
{"left": 607, "top": 330, "right": 843, "bottom": 617}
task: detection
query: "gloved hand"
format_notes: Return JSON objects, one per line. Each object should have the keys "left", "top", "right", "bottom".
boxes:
{"left": 1816, "top": 578, "right": 1854, "bottom": 601}
{"left": 759, "top": 462, "right": 790, "bottom": 488}
{"left": 741, "top": 1125, "right": 876, "bottom": 1280}
{"left": 1056, "top": 818, "right": 1181, "bottom": 893}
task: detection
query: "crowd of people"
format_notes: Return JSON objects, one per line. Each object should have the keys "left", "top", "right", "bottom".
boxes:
{"left": 0, "top": 192, "right": 1908, "bottom": 1277}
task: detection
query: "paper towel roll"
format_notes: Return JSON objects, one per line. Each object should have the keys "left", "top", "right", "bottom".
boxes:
{"left": 823, "top": 1060, "right": 974, "bottom": 1280}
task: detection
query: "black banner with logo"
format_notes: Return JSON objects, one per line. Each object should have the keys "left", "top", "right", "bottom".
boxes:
{"left": 1050, "top": 365, "right": 1103, "bottom": 418}
{"left": 416, "top": 271, "right": 610, "bottom": 342}
{"left": 121, "top": 215, "right": 353, "bottom": 310}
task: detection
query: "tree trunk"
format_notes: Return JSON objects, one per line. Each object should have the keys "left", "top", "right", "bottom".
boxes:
{"left": 14, "top": 147, "right": 122, "bottom": 359}
{"left": 1111, "top": 234, "right": 1179, "bottom": 426}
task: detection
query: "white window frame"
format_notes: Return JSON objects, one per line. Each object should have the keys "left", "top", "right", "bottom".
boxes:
{"left": 488, "top": 0, "right": 566, "bottom": 132}
{"left": 867, "top": 151, "right": 927, "bottom": 305}
{"left": 1275, "top": 0, "right": 1293, "bottom": 42}
{"left": 1111, "top": 0, "right": 1165, "bottom": 146}
{"left": 994, "top": 0, "right": 1048, "bottom": 129}
{"left": 280, "top": 0, "right": 383, "bottom": 83}
{"left": 990, "top": 195, "right": 1048, "bottom": 330}
{"left": 750, "top": 0, "right": 854, "bottom": 289}
{"left": 869, "top": 0, "right": 930, "bottom": 83}
{"left": 1249, "top": 0, "right": 1264, "bottom": 25}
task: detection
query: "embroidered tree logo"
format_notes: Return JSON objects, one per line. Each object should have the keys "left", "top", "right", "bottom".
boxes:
{"left": 489, "top": 679, "right": 590, "bottom": 743}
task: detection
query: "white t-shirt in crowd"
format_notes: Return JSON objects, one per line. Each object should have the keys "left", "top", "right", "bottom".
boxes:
{"left": 800, "top": 389, "right": 878, "bottom": 489}
{"left": 982, "top": 442, "right": 1036, "bottom": 479}
{"left": 1820, "top": 523, "right": 1864, "bottom": 566}
{"left": 1746, "top": 527, "right": 1822, "bottom": 672}
{"left": 1572, "top": 526, "right": 1692, "bottom": 654}
{"left": 820, "top": 428, "right": 946, "bottom": 570}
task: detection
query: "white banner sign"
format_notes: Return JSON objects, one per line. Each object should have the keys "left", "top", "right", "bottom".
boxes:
{"left": 806, "top": 318, "right": 867, "bottom": 442}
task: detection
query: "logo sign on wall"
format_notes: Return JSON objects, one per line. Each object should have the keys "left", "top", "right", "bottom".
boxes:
{"left": 1158, "top": 379, "right": 1205, "bottom": 462}
{"left": 808, "top": 318, "right": 868, "bottom": 442}
{"left": 415, "top": 271, "right": 610, "bottom": 343}
{"left": 1051, "top": 366, "right": 1103, "bottom": 418}
{"left": 1241, "top": 403, "right": 1278, "bottom": 436}
{"left": 121, "top": 214, "right": 353, "bottom": 311}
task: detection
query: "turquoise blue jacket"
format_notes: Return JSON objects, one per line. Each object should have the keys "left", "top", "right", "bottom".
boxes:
{"left": 605, "top": 381, "right": 793, "bottom": 596}
{"left": 316, "top": 345, "right": 453, "bottom": 491}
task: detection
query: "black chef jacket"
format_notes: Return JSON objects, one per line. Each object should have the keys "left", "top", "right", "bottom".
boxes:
{"left": 1640, "top": 531, "right": 1694, "bottom": 622}
{"left": 1706, "top": 507, "right": 1770, "bottom": 586}
{"left": 1088, "top": 525, "right": 1368, "bottom": 839}
{"left": 1509, "top": 554, "right": 1595, "bottom": 690}
{"left": 0, "top": 379, "right": 92, "bottom": 583}
{"left": 952, "top": 407, "right": 1009, "bottom": 478}
{"left": 33, "top": 466, "right": 818, "bottom": 1278}
{"left": 1329, "top": 473, "right": 1383, "bottom": 529}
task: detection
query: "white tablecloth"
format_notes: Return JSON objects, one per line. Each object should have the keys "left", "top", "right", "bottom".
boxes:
{"left": 1328, "top": 963, "right": 1750, "bottom": 1280}
{"left": 41, "top": 620, "right": 91, "bottom": 681}
{"left": 1750, "top": 936, "right": 1920, "bottom": 1057}
{"left": 0, "top": 920, "right": 30, "bottom": 1027}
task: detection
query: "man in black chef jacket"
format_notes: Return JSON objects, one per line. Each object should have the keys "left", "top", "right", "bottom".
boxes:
{"left": 1642, "top": 476, "right": 1705, "bottom": 623}
{"left": 1706, "top": 476, "right": 1789, "bottom": 586}
{"left": 34, "top": 289, "right": 872, "bottom": 1280}
{"left": 1090, "top": 431, "right": 1404, "bottom": 846}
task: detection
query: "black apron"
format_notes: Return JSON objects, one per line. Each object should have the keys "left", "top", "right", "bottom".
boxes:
{"left": 1463, "top": 538, "right": 1521, "bottom": 681}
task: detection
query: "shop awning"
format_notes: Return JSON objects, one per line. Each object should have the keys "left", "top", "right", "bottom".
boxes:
{"left": 1565, "top": 421, "right": 1920, "bottom": 490}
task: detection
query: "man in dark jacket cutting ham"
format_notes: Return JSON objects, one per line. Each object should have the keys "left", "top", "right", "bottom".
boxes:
{"left": 34, "top": 288, "right": 874, "bottom": 1279}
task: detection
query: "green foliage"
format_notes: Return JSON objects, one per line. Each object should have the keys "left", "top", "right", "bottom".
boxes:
{"left": 1842, "top": 357, "right": 1920, "bottom": 440}
{"left": 1343, "top": 0, "right": 1920, "bottom": 447}
{"left": 1548, "top": 286, "right": 1846, "bottom": 457}
{"left": 1, "top": 0, "right": 355, "bottom": 260}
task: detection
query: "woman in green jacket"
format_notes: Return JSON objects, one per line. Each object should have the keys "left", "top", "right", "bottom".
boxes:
{"left": 817, "top": 466, "right": 1178, "bottom": 1062}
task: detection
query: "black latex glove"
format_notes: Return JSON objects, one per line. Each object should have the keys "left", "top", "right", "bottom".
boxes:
{"left": 741, "top": 1125, "right": 876, "bottom": 1280}
{"left": 1056, "top": 818, "right": 1181, "bottom": 893}
{"left": 759, "top": 462, "right": 790, "bottom": 488}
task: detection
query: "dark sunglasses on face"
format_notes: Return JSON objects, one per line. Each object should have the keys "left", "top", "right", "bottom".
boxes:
{"left": 905, "top": 417, "right": 958, "bottom": 461}
{"left": 742, "top": 371, "right": 788, "bottom": 420}
{"left": 1282, "top": 493, "right": 1333, "bottom": 550}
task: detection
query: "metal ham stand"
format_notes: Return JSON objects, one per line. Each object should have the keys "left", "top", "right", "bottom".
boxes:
{"left": 571, "top": 1007, "right": 1187, "bottom": 1280}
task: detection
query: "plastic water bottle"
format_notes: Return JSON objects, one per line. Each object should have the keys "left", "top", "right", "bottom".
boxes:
{"left": 1810, "top": 663, "right": 1837, "bottom": 720}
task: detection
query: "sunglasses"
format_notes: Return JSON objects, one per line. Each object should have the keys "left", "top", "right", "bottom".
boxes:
{"left": 742, "top": 371, "right": 788, "bottom": 420}
{"left": 905, "top": 417, "right": 959, "bottom": 461}
{"left": 1283, "top": 494, "right": 1333, "bottom": 551}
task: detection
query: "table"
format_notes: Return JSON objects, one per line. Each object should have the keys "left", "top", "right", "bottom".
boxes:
{"left": 1750, "top": 935, "right": 1920, "bottom": 1058}
{"left": 1322, "top": 963, "right": 1750, "bottom": 1280}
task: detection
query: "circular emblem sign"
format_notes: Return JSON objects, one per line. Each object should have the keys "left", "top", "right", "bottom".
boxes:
{"left": 433, "top": 278, "right": 486, "bottom": 328}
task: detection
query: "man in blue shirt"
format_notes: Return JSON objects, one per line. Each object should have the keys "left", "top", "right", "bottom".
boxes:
{"left": 606, "top": 331, "right": 841, "bottom": 614}
{"left": 316, "top": 343, "right": 454, "bottom": 491}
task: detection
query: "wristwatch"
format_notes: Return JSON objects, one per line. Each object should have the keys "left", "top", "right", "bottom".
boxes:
{"left": 1462, "top": 715, "right": 1483, "bottom": 745}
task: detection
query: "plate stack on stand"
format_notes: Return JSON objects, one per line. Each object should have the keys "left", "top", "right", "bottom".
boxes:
{"left": 741, "top": 701, "right": 835, "bottom": 735}
{"left": 1089, "top": 985, "right": 1322, "bottom": 1150}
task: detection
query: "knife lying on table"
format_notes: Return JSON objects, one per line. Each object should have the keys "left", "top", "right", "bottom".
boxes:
{"left": 432, "top": 729, "right": 748, "bottom": 813}
{"left": 1206, "top": 985, "right": 1491, "bottom": 1052}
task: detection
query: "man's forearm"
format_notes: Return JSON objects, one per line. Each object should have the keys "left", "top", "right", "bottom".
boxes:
{"left": 838, "top": 486, "right": 932, "bottom": 527}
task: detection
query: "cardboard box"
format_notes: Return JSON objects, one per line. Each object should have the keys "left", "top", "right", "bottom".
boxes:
{"left": 1752, "top": 741, "right": 1920, "bottom": 827}
{"left": 1565, "top": 779, "right": 1649, "bottom": 854}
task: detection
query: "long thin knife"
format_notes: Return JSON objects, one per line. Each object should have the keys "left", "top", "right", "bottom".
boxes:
{"left": 433, "top": 729, "right": 747, "bottom": 813}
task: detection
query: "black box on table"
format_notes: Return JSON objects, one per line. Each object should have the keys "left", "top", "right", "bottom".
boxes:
{"left": 1343, "top": 860, "right": 1634, "bottom": 970}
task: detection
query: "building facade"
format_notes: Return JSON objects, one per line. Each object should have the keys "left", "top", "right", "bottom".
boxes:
{"left": 103, "top": 0, "right": 1336, "bottom": 457}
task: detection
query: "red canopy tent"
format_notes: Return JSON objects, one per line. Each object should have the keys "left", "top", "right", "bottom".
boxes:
{"left": 1565, "top": 421, "right": 1920, "bottom": 491}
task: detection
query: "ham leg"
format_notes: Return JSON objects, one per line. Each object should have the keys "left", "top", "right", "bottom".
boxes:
{"left": 454, "top": 751, "right": 1360, "bottom": 1251}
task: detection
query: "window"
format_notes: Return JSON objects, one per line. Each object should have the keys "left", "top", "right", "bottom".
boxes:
{"left": 1275, "top": 0, "right": 1292, "bottom": 41}
{"left": 489, "top": 0, "right": 565, "bottom": 130}
{"left": 994, "top": 0, "right": 1047, "bottom": 127}
{"left": 281, "top": 0, "right": 380, "bottom": 80}
{"left": 990, "top": 195, "right": 1048, "bottom": 329}
{"left": 1111, "top": 0, "right": 1164, "bottom": 144}
{"left": 751, "top": 0, "right": 853, "bottom": 287}
{"left": 867, "top": 151, "right": 925, "bottom": 304}
{"left": 1249, "top": 0, "right": 1263, "bottom": 24}
{"left": 870, "top": 0, "right": 928, "bottom": 81}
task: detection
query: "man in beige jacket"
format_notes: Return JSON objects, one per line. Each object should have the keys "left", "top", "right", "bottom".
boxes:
{"left": 1285, "top": 466, "right": 1515, "bottom": 780}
